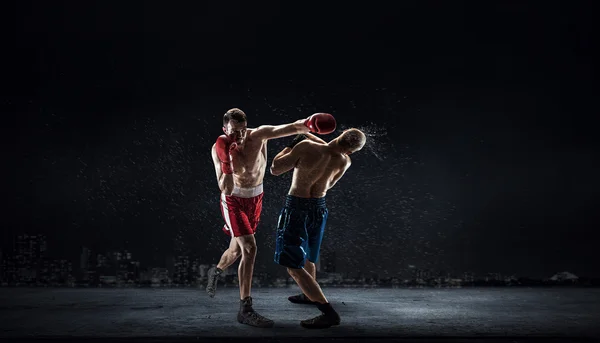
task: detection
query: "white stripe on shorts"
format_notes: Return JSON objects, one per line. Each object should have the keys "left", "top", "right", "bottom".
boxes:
{"left": 231, "top": 184, "right": 263, "bottom": 198}
{"left": 221, "top": 193, "right": 234, "bottom": 236}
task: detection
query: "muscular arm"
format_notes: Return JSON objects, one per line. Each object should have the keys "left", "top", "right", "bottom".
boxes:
{"left": 252, "top": 119, "right": 309, "bottom": 141}
{"left": 270, "top": 141, "right": 309, "bottom": 176}
{"left": 211, "top": 144, "right": 234, "bottom": 195}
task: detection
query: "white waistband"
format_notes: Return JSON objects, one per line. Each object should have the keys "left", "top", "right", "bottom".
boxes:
{"left": 230, "top": 184, "right": 263, "bottom": 198}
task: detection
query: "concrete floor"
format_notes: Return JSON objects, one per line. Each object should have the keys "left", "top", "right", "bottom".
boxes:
{"left": 1, "top": 287, "right": 599, "bottom": 341}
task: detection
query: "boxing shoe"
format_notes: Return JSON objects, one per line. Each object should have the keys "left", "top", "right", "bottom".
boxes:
{"left": 237, "top": 296, "right": 275, "bottom": 328}
{"left": 300, "top": 303, "right": 341, "bottom": 329}
{"left": 206, "top": 267, "right": 222, "bottom": 298}
{"left": 288, "top": 293, "right": 318, "bottom": 305}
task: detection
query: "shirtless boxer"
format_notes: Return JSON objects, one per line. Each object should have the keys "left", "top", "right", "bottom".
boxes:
{"left": 207, "top": 108, "right": 336, "bottom": 328}
{"left": 270, "top": 127, "right": 367, "bottom": 328}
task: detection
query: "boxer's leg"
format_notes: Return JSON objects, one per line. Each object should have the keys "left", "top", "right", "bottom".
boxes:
{"left": 235, "top": 234, "right": 257, "bottom": 301}
{"left": 207, "top": 237, "right": 241, "bottom": 297}
{"left": 287, "top": 267, "right": 327, "bottom": 304}
{"left": 288, "top": 260, "right": 318, "bottom": 304}
{"left": 286, "top": 267, "right": 340, "bottom": 328}
{"left": 235, "top": 233, "right": 274, "bottom": 328}
{"left": 274, "top": 206, "right": 317, "bottom": 304}
{"left": 295, "top": 207, "right": 340, "bottom": 329}
{"left": 208, "top": 194, "right": 246, "bottom": 298}
{"left": 287, "top": 207, "right": 327, "bottom": 305}
{"left": 288, "top": 207, "right": 326, "bottom": 305}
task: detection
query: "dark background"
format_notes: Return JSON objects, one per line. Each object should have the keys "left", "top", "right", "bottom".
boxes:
{"left": 5, "top": 1, "right": 598, "bottom": 279}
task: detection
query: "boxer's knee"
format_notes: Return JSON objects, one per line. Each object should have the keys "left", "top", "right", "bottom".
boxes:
{"left": 238, "top": 237, "right": 257, "bottom": 258}
{"left": 241, "top": 246, "right": 256, "bottom": 259}
{"left": 287, "top": 267, "right": 301, "bottom": 276}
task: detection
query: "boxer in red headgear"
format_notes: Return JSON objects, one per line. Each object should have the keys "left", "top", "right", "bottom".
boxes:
{"left": 209, "top": 109, "right": 336, "bottom": 328}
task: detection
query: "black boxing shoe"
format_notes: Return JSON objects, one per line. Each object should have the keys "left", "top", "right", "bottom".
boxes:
{"left": 288, "top": 293, "right": 318, "bottom": 305}
{"left": 237, "top": 297, "right": 275, "bottom": 328}
{"left": 300, "top": 302, "right": 341, "bottom": 329}
{"left": 300, "top": 312, "right": 341, "bottom": 329}
{"left": 206, "top": 267, "right": 222, "bottom": 298}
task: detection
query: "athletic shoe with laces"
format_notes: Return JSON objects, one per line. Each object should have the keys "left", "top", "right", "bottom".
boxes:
{"left": 237, "top": 296, "right": 274, "bottom": 328}
{"left": 205, "top": 267, "right": 222, "bottom": 298}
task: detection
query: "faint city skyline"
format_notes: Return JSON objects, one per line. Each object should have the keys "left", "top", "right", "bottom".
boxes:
{"left": 1, "top": 233, "right": 594, "bottom": 288}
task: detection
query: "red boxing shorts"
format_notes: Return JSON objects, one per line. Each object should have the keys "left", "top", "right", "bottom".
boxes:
{"left": 220, "top": 184, "right": 264, "bottom": 237}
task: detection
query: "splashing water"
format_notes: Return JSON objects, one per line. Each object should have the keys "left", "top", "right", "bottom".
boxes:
{"left": 65, "top": 85, "right": 464, "bottom": 276}
{"left": 338, "top": 122, "right": 388, "bottom": 161}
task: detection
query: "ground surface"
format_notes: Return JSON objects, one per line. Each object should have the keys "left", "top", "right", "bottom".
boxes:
{"left": 1, "top": 287, "right": 599, "bottom": 342}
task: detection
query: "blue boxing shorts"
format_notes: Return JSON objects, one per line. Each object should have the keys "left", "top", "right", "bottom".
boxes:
{"left": 274, "top": 195, "right": 328, "bottom": 269}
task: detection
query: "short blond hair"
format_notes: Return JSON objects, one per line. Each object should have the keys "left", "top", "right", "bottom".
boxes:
{"left": 338, "top": 128, "right": 366, "bottom": 152}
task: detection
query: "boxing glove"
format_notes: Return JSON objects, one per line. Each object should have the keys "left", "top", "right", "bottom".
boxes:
{"left": 287, "top": 134, "right": 307, "bottom": 149}
{"left": 215, "top": 135, "right": 236, "bottom": 174}
{"left": 304, "top": 113, "right": 337, "bottom": 134}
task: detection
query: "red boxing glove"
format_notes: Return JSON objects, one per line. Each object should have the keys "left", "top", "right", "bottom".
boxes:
{"left": 215, "top": 135, "right": 235, "bottom": 174}
{"left": 304, "top": 113, "right": 337, "bottom": 134}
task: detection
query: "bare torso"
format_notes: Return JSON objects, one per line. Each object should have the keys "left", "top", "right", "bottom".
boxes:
{"left": 289, "top": 141, "right": 350, "bottom": 198}
{"left": 212, "top": 128, "right": 268, "bottom": 189}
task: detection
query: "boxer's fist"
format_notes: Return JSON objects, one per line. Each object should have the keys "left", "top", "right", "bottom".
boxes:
{"left": 304, "top": 113, "right": 336, "bottom": 134}
{"left": 287, "top": 134, "right": 307, "bottom": 149}
{"left": 215, "top": 135, "right": 236, "bottom": 174}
